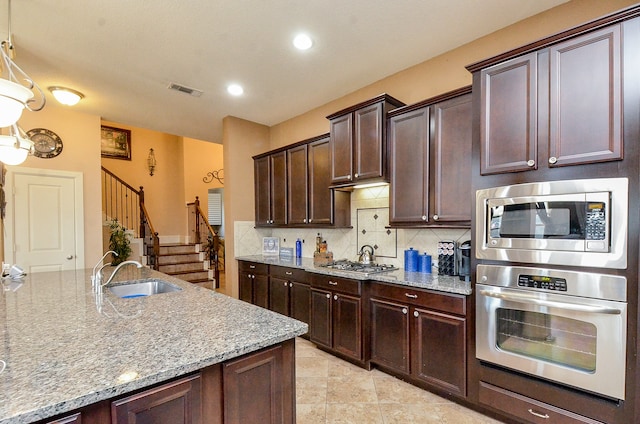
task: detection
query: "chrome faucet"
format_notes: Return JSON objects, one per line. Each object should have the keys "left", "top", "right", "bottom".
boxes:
{"left": 92, "top": 250, "right": 117, "bottom": 289}
{"left": 101, "top": 260, "right": 144, "bottom": 288}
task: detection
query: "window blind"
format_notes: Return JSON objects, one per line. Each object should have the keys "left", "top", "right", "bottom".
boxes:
{"left": 208, "top": 191, "right": 223, "bottom": 225}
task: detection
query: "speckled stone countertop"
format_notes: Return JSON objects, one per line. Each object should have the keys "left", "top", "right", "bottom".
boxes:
{"left": 0, "top": 267, "right": 307, "bottom": 424}
{"left": 237, "top": 255, "right": 472, "bottom": 295}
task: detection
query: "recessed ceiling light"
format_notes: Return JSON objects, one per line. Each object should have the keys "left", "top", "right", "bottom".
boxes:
{"left": 293, "top": 33, "right": 313, "bottom": 50}
{"left": 227, "top": 84, "right": 244, "bottom": 96}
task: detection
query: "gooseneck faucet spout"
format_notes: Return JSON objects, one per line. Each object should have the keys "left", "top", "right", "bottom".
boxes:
{"left": 92, "top": 250, "right": 117, "bottom": 289}
{"left": 102, "top": 260, "right": 144, "bottom": 288}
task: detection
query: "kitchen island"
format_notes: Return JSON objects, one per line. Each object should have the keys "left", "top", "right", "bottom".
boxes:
{"left": 0, "top": 266, "right": 307, "bottom": 423}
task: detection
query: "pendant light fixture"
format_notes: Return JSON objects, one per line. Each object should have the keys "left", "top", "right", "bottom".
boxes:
{"left": 0, "top": 0, "right": 44, "bottom": 165}
{"left": 0, "top": 124, "right": 33, "bottom": 165}
{"left": 0, "top": 0, "right": 45, "bottom": 127}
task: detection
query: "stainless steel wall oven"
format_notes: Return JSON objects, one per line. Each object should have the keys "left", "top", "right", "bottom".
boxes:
{"left": 476, "top": 264, "right": 627, "bottom": 400}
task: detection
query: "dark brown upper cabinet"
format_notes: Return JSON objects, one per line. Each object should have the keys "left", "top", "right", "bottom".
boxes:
{"left": 254, "top": 134, "right": 351, "bottom": 228}
{"left": 327, "top": 94, "right": 405, "bottom": 188}
{"left": 474, "top": 24, "right": 623, "bottom": 175}
{"left": 388, "top": 87, "right": 472, "bottom": 227}
{"left": 254, "top": 151, "right": 287, "bottom": 226}
{"left": 287, "top": 134, "right": 350, "bottom": 227}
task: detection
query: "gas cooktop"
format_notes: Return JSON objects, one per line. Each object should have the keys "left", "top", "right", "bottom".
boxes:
{"left": 321, "top": 260, "right": 397, "bottom": 274}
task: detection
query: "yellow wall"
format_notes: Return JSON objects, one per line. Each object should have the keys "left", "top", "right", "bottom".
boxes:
{"left": 100, "top": 121, "right": 187, "bottom": 240}
{"left": 268, "top": 0, "right": 638, "bottom": 149}
{"left": 183, "top": 137, "right": 224, "bottom": 219}
{"left": 223, "top": 116, "right": 270, "bottom": 298}
{"left": 11, "top": 104, "right": 103, "bottom": 268}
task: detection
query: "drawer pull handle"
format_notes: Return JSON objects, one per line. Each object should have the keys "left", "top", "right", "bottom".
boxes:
{"left": 249, "top": 265, "right": 256, "bottom": 269}
{"left": 528, "top": 409, "right": 550, "bottom": 419}
{"left": 405, "top": 293, "right": 418, "bottom": 299}
{"left": 329, "top": 281, "right": 338, "bottom": 286}
{"left": 285, "top": 272, "right": 293, "bottom": 275}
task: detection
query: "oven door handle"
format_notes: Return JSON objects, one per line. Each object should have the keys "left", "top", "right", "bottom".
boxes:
{"left": 479, "top": 290, "right": 622, "bottom": 315}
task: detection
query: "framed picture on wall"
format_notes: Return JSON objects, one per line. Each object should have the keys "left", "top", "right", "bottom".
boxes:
{"left": 101, "top": 125, "right": 131, "bottom": 160}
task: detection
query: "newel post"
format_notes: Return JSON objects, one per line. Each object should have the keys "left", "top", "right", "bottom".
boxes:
{"left": 194, "top": 196, "right": 201, "bottom": 244}
{"left": 139, "top": 186, "right": 145, "bottom": 238}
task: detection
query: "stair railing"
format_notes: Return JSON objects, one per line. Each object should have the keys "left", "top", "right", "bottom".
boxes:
{"left": 187, "top": 196, "right": 222, "bottom": 287}
{"left": 101, "top": 166, "right": 159, "bottom": 269}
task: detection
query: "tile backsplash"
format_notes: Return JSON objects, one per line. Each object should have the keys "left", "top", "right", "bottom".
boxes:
{"left": 234, "top": 185, "right": 470, "bottom": 269}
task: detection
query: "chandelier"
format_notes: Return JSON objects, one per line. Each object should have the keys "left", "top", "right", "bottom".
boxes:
{"left": 0, "top": 0, "right": 45, "bottom": 164}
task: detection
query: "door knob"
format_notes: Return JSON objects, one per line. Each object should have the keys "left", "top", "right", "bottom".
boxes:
{"left": 66, "top": 255, "right": 74, "bottom": 260}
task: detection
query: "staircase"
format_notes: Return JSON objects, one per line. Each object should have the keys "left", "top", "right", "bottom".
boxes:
{"left": 156, "top": 243, "right": 213, "bottom": 284}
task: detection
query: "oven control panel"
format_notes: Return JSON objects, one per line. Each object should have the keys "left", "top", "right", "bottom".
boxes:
{"left": 518, "top": 274, "right": 567, "bottom": 291}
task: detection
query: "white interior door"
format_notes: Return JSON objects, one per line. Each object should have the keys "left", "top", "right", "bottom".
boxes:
{"left": 4, "top": 168, "right": 84, "bottom": 273}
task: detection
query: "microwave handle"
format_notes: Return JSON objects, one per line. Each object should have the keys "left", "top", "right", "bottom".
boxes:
{"left": 479, "top": 290, "right": 622, "bottom": 315}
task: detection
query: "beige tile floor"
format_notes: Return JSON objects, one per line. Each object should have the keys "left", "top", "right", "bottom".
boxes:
{"left": 295, "top": 337, "right": 505, "bottom": 424}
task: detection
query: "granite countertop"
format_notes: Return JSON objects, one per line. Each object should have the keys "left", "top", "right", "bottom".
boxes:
{"left": 0, "top": 267, "right": 307, "bottom": 424}
{"left": 237, "top": 255, "right": 472, "bottom": 296}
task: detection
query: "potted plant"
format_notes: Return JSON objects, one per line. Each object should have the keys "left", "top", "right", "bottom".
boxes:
{"left": 109, "top": 219, "right": 132, "bottom": 265}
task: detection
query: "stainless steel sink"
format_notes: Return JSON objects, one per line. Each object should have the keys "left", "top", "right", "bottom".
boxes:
{"left": 108, "top": 279, "right": 182, "bottom": 298}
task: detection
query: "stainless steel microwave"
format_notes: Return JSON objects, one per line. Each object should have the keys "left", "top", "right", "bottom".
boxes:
{"left": 475, "top": 178, "right": 628, "bottom": 269}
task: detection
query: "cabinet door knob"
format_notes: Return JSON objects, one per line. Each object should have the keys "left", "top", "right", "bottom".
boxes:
{"left": 354, "top": 173, "right": 358, "bottom": 178}
{"left": 284, "top": 281, "right": 288, "bottom": 286}
{"left": 405, "top": 293, "right": 418, "bottom": 299}
{"left": 548, "top": 156, "right": 558, "bottom": 164}
{"left": 421, "top": 215, "right": 427, "bottom": 221}
{"left": 303, "top": 218, "right": 307, "bottom": 223}
{"left": 527, "top": 159, "right": 535, "bottom": 167}
{"left": 413, "top": 311, "right": 419, "bottom": 318}
{"left": 402, "top": 308, "right": 408, "bottom": 315}
{"left": 309, "top": 218, "right": 312, "bottom": 223}
{"left": 432, "top": 214, "right": 439, "bottom": 221}
{"left": 333, "top": 295, "right": 338, "bottom": 300}
{"left": 347, "top": 175, "right": 352, "bottom": 180}
{"left": 326, "top": 293, "right": 331, "bottom": 299}
{"left": 289, "top": 282, "right": 293, "bottom": 287}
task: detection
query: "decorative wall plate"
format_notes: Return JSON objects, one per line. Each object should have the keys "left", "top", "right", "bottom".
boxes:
{"left": 27, "top": 128, "right": 63, "bottom": 159}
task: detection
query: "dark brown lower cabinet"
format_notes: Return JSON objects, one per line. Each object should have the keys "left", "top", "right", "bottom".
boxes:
{"left": 38, "top": 340, "right": 295, "bottom": 424}
{"left": 223, "top": 342, "right": 295, "bottom": 424}
{"left": 112, "top": 374, "right": 202, "bottom": 424}
{"left": 238, "top": 261, "right": 269, "bottom": 308}
{"left": 369, "top": 282, "right": 467, "bottom": 398}
{"left": 479, "top": 382, "right": 606, "bottom": 424}
{"left": 268, "top": 266, "right": 311, "bottom": 329}
{"left": 309, "top": 275, "right": 364, "bottom": 365}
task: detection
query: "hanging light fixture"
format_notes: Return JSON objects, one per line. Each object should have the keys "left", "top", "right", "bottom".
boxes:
{"left": 0, "top": 0, "right": 45, "bottom": 128}
{"left": 49, "top": 86, "right": 84, "bottom": 106}
{"left": 0, "top": 124, "right": 33, "bottom": 165}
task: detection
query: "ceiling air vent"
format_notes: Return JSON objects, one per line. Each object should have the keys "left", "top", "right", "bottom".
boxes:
{"left": 167, "top": 82, "right": 203, "bottom": 97}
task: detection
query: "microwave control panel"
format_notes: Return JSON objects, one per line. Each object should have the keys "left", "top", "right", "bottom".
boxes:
{"left": 585, "top": 202, "right": 606, "bottom": 241}
{"left": 518, "top": 274, "right": 567, "bottom": 292}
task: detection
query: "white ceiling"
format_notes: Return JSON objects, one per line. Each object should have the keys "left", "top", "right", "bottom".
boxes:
{"left": 2, "top": 0, "right": 567, "bottom": 143}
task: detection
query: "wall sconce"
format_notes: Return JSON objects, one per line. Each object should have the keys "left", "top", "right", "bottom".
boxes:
{"left": 147, "top": 148, "right": 156, "bottom": 176}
